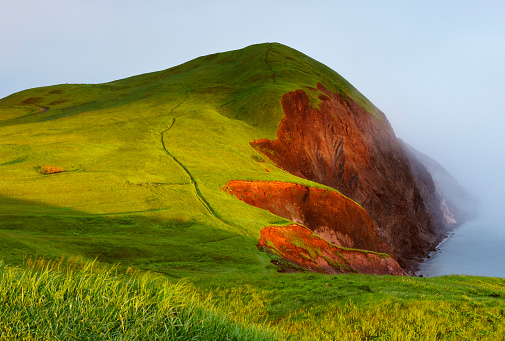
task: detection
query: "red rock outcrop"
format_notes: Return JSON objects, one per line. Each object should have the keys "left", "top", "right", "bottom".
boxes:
{"left": 250, "top": 84, "right": 445, "bottom": 269}
{"left": 258, "top": 224, "right": 405, "bottom": 275}
{"left": 224, "top": 180, "right": 391, "bottom": 255}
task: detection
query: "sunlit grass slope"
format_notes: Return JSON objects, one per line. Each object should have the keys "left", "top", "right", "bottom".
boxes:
{"left": 0, "top": 43, "right": 382, "bottom": 274}
{"left": 0, "top": 258, "right": 277, "bottom": 340}
{"left": 1, "top": 43, "right": 505, "bottom": 340}
{"left": 1, "top": 258, "right": 504, "bottom": 340}
{"left": 195, "top": 272, "right": 505, "bottom": 340}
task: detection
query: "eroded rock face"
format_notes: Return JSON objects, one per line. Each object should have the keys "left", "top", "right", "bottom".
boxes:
{"left": 258, "top": 224, "right": 405, "bottom": 275}
{"left": 401, "top": 140, "right": 478, "bottom": 226}
{"left": 250, "top": 85, "right": 445, "bottom": 269}
{"left": 224, "top": 180, "right": 391, "bottom": 255}
{"left": 400, "top": 140, "right": 446, "bottom": 229}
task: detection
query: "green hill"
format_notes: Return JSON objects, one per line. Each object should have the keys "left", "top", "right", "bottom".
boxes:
{"left": 0, "top": 43, "right": 381, "bottom": 276}
{"left": 1, "top": 43, "right": 504, "bottom": 340}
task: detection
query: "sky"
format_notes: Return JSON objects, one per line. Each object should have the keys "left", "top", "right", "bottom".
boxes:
{"left": 1, "top": 0, "right": 504, "bottom": 215}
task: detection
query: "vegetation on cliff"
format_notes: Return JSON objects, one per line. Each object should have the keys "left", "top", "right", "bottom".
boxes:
{"left": 0, "top": 42, "right": 390, "bottom": 274}
{"left": 0, "top": 43, "right": 498, "bottom": 339}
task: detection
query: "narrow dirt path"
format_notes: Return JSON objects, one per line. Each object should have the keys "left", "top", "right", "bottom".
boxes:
{"left": 264, "top": 43, "right": 277, "bottom": 84}
{"left": 159, "top": 84, "right": 227, "bottom": 224}
{"left": 220, "top": 43, "right": 277, "bottom": 109}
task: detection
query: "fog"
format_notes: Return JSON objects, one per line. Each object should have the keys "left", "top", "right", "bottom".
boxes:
{"left": 2, "top": 1, "right": 504, "bottom": 250}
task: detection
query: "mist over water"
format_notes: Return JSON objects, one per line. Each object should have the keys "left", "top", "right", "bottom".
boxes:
{"left": 389, "top": 78, "right": 505, "bottom": 279}
{"left": 418, "top": 205, "right": 505, "bottom": 278}
{"left": 399, "top": 126, "right": 505, "bottom": 278}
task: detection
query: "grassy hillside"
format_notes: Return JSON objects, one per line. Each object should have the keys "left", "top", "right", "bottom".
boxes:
{"left": 1, "top": 258, "right": 504, "bottom": 340}
{"left": 1, "top": 43, "right": 504, "bottom": 339}
{"left": 0, "top": 257, "right": 277, "bottom": 340}
{"left": 0, "top": 43, "right": 382, "bottom": 275}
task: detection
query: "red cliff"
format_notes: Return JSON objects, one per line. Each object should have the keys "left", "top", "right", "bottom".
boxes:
{"left": 258, "top": 224, "right": 405, "bottom": 275}
{"left": 224, "top": 180, "right": 391, "bottom": 255}
{"left": 250, "top": 85, "right": 445, "bottom": 269}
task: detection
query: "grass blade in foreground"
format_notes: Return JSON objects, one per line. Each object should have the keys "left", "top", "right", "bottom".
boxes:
{"left": 0, "top": 258, "right": 277, "bottom": 340}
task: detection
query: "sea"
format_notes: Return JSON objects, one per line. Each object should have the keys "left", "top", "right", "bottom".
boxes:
{"left": 417, "top": 214, "right": 505, "bottom": 278}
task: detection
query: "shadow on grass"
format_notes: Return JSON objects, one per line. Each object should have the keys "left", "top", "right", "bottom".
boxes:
{"left": 0, "top": 196, "right": 263, "bottom": 279}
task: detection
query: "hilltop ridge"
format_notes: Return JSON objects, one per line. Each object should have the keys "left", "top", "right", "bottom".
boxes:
{"left": 0, "top": 43, "right": 464, "bottom": 274}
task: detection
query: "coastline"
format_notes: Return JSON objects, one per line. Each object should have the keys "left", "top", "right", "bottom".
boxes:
{"left": 414, "top": 216, "right": 505, "bottom": 278}
{"left": 411, "top": 218, "right": 473, "bottom": 277}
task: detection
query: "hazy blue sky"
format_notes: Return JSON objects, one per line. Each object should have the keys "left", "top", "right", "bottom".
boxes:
{"left": 2, "top": 0, "right": 504, "bottom": 213}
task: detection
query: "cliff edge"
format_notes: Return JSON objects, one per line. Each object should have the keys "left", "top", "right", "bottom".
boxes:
{"left": 401, "top": 140, "right": 478, "bottom": 226}
{"left": 251, "top": 84, "right": 446, "bottom": 270}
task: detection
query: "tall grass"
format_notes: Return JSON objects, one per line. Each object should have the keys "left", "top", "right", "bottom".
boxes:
{"left": 195, "top": 272, "right": 505, "bottom": 341}
{"left": 0, "top": 257, "right": 277, "bottom": 340}
{"left": 280, "top": 299, "right": 505, "bottom": 340}
{"left": 1, "top": 258, "right": 504, "bottom": 340}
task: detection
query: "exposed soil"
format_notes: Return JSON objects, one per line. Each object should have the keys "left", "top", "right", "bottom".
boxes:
{"left": 258, "top": 224, "right": 405, "bottom": 275}
{"left": 224, "top": 180, "right": 391, "bottom": 255}
{"left": 250, "top": 84, "right": 445, "bottom": 269}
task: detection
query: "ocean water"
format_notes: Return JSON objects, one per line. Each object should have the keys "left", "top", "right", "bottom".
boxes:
{"left": 417, "top": 215, "right": 505, "bottom": 278}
